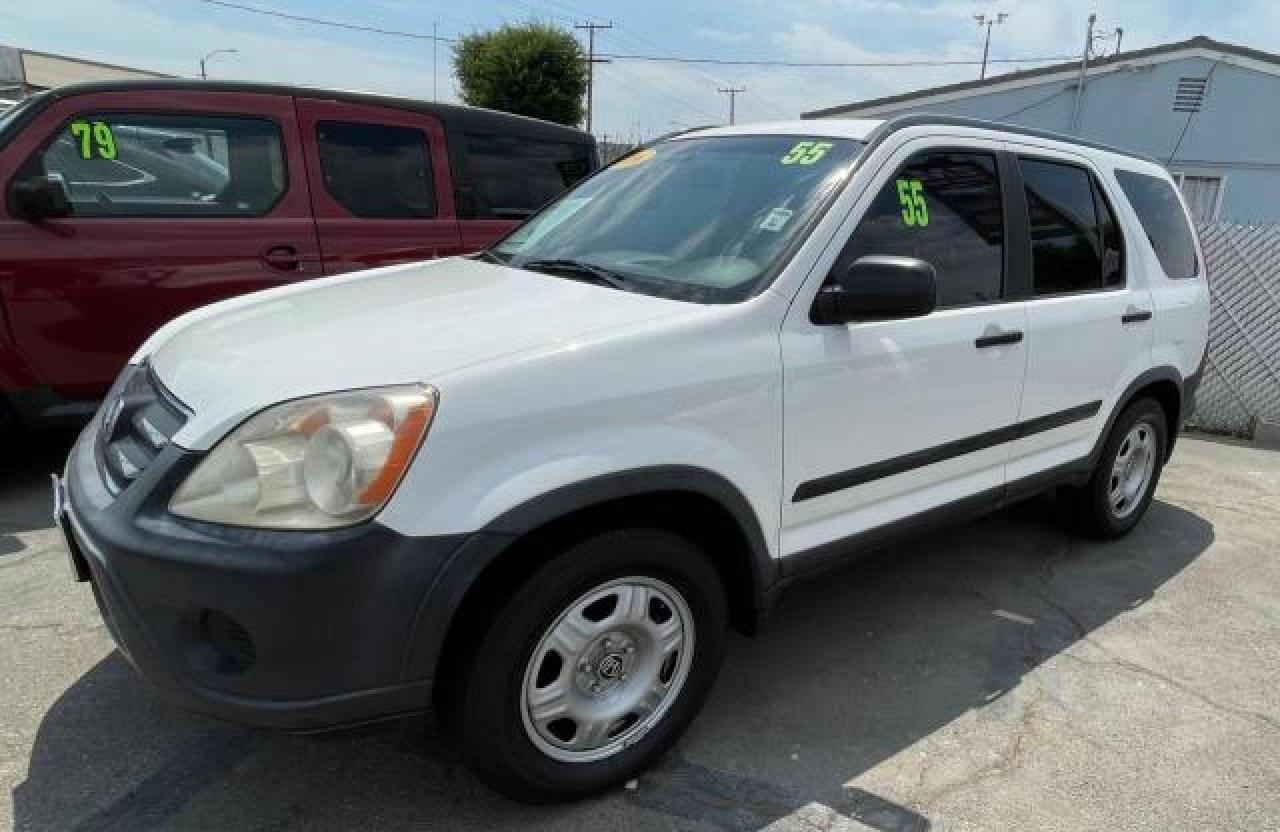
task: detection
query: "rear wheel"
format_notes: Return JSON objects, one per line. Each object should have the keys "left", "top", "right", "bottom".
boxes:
{"left": 444, "top": 528, "right": 728, "bottom": 803}
{"left": 1063, "top": 397, "right": 1167, "bottom": 538}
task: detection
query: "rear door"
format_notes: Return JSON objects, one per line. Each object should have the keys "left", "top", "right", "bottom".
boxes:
{"left": 294, "top": 97, "right": 463, "bottom": 273}
{"left": 0, "top": 89, "right": 321, "bottom": 401}
{"left": 1004, "top": 145, "right": 1153, "bottom": 482}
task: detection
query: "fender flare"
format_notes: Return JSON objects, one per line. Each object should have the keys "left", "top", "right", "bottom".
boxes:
{"left": 1088, "top": 365, "right": 1184, "bottom": 468}
{"left": 399, "top": 465, "right": 777, "bottom": 683}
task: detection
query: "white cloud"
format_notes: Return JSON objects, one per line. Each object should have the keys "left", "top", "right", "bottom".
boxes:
{"left": 694, "top": 27, "right": 752, "bottom": 45}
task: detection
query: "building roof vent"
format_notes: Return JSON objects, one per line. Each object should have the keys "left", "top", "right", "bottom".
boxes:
{"left": 1173, "top": 76, "right": 1208, "bottom": 112}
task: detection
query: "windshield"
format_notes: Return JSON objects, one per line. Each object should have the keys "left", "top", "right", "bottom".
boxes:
{"left": 491, "top": 135, "right": 862, "bottom": 303}
{"left": 0, "top": 94, "right": 41, "bottom": 146}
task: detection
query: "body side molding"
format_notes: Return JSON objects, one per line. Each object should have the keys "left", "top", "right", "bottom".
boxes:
{"left": 793, "top": 400, "right": 1102, "bottom": 502}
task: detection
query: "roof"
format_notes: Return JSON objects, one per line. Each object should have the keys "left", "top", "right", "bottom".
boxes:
{"left": 18, "top": 79, "right": 594, "bottom": 143}
{"left": 803, "top": 36, "right": 1280, "bottom": 119}
{"left": 674, "top": 114, "right": 1156, "bottom": 165}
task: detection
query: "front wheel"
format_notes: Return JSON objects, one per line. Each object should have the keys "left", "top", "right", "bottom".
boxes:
{"left": 445, "top": 528, "right": 728, "bottom": 803}
{"left": 1063, "top": 397, "right": 1167, "bottom": 538}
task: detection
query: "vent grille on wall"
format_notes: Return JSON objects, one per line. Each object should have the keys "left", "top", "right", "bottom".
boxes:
{"left": 1173, "top": 77, "right": 1208, "bottom": 112}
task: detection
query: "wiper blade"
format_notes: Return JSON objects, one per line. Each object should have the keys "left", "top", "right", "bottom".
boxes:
{"left": 471, "top": 249, "right": 506, "bottom": 264}
{"left": 520, "top": 259, "right": 631, "bottom": 291}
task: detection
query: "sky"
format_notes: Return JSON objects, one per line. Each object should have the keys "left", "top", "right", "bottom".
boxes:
{"left": 5, "top": 0, "right": 1280, "bottom": 141}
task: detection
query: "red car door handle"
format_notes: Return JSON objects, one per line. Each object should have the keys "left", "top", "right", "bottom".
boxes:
{"left": 262, "top": 245, "right": 302, "bottom": 271}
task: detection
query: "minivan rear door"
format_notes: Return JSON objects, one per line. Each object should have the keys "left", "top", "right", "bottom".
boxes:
{"left": 0, "top": 88, "right": 323, "bottom": 402}
{"left": 294, "top": 97, "right": 464, "bottom": 274}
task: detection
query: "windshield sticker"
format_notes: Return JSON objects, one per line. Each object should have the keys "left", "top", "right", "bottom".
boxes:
{"left": 896, "top": 178, "right": 929, "bottom": 227}
{"left": 780, "top": 140, "right": 834, "bottom": 166}
{"left": 759, "top": 207, "right": 795, "bottom": 232}
{"left": 612, "top": 147, "right": 655, "bottom": 169}
{"left": 69, "top": 119, "right": 117, "bottom": 160}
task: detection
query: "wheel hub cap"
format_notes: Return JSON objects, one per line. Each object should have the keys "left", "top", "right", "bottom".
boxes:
{"left": 1108, "top": 420, "right": 1157, "bottom": 519}
{"left": 521, "top": 577, "right": 695, "bottom": 763}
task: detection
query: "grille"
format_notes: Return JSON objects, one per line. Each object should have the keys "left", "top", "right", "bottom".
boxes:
{"left": 97, "top": 363, "right": 191, "bottom": 494}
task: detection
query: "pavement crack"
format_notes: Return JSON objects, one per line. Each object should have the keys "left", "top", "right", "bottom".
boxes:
{"left": 915, "top": 679, "right": 1046, "bottom": 812}
{"left": 1034, "top": 536, "right": 1280, "bottom": 734}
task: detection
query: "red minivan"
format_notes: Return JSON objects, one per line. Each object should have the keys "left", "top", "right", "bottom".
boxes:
{"left": 0, "top": 80, "right": 597, "bottom": 428}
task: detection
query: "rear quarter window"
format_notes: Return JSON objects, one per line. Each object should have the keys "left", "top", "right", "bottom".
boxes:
{"left": 1114, "top": 169, "right": 1199, "bottom": 279}
{"left": 463, "top": 133, "right": 594, "bottom": 220}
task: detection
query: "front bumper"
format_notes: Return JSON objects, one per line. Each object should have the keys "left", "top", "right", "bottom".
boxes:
{"left": 61, "top": 422, "right": 479, "bottom": 732}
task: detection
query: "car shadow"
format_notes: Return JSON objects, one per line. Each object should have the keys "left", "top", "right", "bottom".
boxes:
{"left": 12, "top": 496, "right": 1213, "bottom": 831}
{"left": 0, "top": 430, "right": 78, "bottom": 556}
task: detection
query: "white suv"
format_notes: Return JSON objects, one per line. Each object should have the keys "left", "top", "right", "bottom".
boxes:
{"left": 57, "top": 115, "right": 1209, "bottom": 801}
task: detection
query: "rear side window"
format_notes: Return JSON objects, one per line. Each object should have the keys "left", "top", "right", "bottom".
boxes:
{"left": 463, "top": 133, "right": 594, "bottom": 220}
{"left": 1114, "top": 169, "right": 1199, "bottom": 279}
{"left": 316, "top": 121, "right": 435, "bottom": 218}
{"left": 836, "top": 150, "right": 1004, "bottom": 308}
{"left": 1019, "top": 158, "right": 1124, "bottom": 294}
{"left": 17, "top": 113, "right": 285, "bottom": 217}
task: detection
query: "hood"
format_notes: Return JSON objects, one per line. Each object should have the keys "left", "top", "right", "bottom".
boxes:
{"left": 149, "top": 257, "right": 694, "bottom": 448}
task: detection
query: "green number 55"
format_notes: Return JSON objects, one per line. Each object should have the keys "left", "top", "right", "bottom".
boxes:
{"left": 895, "top": 178, "right": 928, "bottom": 227}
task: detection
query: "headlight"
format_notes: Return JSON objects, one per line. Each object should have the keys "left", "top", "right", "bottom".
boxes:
{"left": 169, "top": 385, "right": 437, "bottom": 529}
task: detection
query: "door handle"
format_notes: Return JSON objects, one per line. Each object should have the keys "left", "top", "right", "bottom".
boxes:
{"left": 262, "top": 245, "right": 302, "bottom": 271}
{"left": 1122, "top": 308, "right": 1153, "bottom": 324}
{"left": 975, "top": 329, "right": 1024, "bottom": 348}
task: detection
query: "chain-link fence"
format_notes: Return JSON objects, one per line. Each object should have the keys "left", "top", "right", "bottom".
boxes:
{"left": 1186, "top": 222, "right": 1280, "bottom": 436}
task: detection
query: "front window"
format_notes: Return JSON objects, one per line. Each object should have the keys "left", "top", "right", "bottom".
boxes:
{"left": 15, "top": 112, "right": 286, "bottom": 218}
{"left": 491, "top": 135, "right": 862, "bottom": 303}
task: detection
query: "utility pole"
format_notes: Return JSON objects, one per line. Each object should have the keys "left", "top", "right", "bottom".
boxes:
{"left": 718, "top": 85, "right": 746, "bottom": 125}
{"left": 575, "top": 21, "right": 612, "bottom": 133}
{"left": 973, "top": 12, "right": 1008, "bottom": 80}
{"left": 1070, "top": 13, "right": 1096, "bottom": 134}
{"left": 432, "top": 21, "right": 438, "bottom": 102}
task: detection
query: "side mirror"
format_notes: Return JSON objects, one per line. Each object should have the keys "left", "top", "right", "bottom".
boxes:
{"left": 812, "top": 255, "right": 937, "bottom": 325}
{"left": 12, "top": 175, "right": 72, "bottom": 222}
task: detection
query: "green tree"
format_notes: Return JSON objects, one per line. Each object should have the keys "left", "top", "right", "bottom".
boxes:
{"left": 453, "top": 23, "right": 588, "bottom": 127}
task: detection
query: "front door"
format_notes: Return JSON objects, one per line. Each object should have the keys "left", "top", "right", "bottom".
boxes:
{"left": 294, "top": 98, "right": 464, "bottom": 274}
{"left": 0, "top": 89, "right": 321, "bottom": 401}
{"left": 780, "top": 141, "right": 1028, "bottom": 558}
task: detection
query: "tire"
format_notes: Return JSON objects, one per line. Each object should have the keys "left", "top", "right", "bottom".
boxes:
{"left": 444, "top": 528, "right": 728, "bottom": 803}
{"left": 1063, "top": 397, "right": 1167, "bottom": 539}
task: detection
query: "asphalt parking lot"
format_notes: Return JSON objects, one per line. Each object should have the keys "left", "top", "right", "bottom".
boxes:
{"left": 1, "top": 432, "right": 1277, "bottom": 831}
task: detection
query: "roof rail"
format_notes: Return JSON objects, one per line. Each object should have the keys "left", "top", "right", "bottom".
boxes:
{"left": 865, "top": 113, "right": 1161, "bottom": 166}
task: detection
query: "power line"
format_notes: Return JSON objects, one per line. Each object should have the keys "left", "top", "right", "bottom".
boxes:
{"left": 598, "top": 52, "right": 1076, "bottom": 67}
{"left": 196, "top": 1, "right": 1074, "bottom": 69}
{"left": 197, "top": 0, "right": 455, "bottom": 41}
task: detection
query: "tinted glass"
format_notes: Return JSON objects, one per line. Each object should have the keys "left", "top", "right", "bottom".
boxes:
{"left": 18, "top": 113, "right": 285, "bottom": 217}
{"left": 1115, "top": 169, "right": 1199, "bottom": 279}
{"left": 836, "top": 151, "right": 1003, "bottom": 308}
{"left": 493, "top": 136, "right": 862, "bottom": 303}
{"left": 1095, "top": 179, "right": 1124, "bottom": 287}
{"left": 464, "top": 133, "right": 594, "bottom": 219}
{"left": 1021, "top": 158, "right": 1109, "bottom": 294}
{"left": 317, "top": 121, "right": 435, "bottom": 219}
